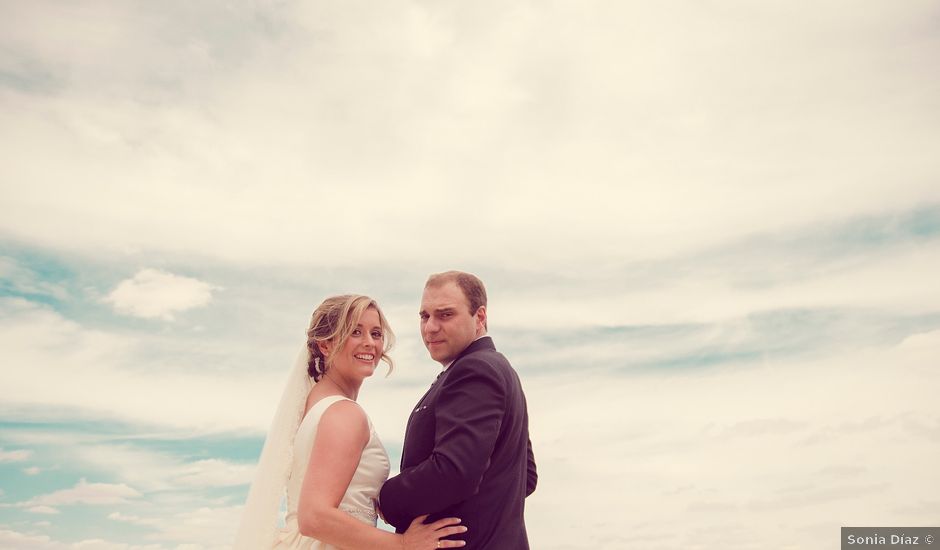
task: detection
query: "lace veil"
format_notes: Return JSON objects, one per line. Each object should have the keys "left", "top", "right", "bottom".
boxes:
{"left": 233, "top": 345, "right": 314, "bottom": 550}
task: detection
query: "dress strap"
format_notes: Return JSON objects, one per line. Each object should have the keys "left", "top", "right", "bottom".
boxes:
{"left": 305, "top": 395, "right": 354, "bottom": 422}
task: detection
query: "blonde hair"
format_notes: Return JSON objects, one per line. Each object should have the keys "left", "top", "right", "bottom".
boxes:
{"left": 305, "top": 294, "right": 395, "bottom": 381}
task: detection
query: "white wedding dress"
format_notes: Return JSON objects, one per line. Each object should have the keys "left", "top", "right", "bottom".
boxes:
{"left": 273, "top": 395, "right": 390, "bottom": 549}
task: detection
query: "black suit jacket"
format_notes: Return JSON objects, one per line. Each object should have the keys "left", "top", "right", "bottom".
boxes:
{"left": 379, "top": 336, "right": 537, "bottom": 549}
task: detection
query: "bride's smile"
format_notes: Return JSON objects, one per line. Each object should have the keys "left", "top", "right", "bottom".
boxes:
{"left": 329, "top": 307, "right": 384, "bottom": 379}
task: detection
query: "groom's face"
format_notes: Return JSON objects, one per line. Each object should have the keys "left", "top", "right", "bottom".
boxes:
{"left": 420, "top": 281, "right": 484, "bottom": 366}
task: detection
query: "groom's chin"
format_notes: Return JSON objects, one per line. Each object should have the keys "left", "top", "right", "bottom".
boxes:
{"left": 425, "top": 345, "right": 445, "bottom": 362}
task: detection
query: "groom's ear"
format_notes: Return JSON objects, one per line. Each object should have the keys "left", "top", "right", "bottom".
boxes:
{"left": 475, "top": 306, "right": 487, "bottom": 333}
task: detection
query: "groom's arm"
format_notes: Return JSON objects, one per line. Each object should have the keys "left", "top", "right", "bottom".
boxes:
{"left": 379, "top": 358, "right": 505, "bottom": 531}
{"left": 526, "top": 437, "right": 537, "bottom": 497}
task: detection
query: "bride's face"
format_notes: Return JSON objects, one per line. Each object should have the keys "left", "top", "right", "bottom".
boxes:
{"left": 330, "top": 307, "right": 384, "bottom": 379}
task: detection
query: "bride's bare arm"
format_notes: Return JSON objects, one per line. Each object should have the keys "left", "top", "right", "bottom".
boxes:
{"left": 296, "top": 401, "right": 465, "bottom": 550}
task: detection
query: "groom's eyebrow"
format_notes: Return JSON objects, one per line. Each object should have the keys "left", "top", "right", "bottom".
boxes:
{"left": 420, "top": 306, "right": 453, "bottom": 314}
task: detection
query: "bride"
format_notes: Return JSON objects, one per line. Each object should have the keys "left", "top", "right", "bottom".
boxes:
{"left": 234, "top": 294, "right": 467, "bottom": 549}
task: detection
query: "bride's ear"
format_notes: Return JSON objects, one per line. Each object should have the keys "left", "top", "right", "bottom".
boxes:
{"left": 317, "top": 341, "right": 332, "bottom": 357}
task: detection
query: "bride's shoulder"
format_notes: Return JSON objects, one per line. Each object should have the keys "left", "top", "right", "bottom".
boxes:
{"left": 317, "top": 398, "right": 370, "bottom": 446}
{"left": 320, "top": 397, "right": 366, "bottom": 420}
{"left": 304, "top": 389, "right": 366, "bottom": 422}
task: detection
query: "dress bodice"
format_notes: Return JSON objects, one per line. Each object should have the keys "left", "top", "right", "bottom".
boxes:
{"left": 275, "top": 395, "right": 390, "bottom": 549}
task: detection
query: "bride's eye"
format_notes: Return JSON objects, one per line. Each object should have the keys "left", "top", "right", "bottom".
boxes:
{"left": 371, "top": 331, "right": 383, "bottom": 339}
{"left": 351, "top": 329, "right": 362, "bottom": 336}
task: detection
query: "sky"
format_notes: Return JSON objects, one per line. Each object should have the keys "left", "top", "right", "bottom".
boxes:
{"left": 1, "top": 1, "right": 939, "bottom": 549}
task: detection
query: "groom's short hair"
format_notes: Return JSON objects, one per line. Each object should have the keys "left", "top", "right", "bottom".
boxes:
{"left": 425, "top": 270, "right": 488, "bottom": 328}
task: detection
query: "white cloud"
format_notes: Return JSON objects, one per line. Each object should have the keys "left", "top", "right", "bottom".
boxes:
{"left": 24, "top": 479, "right": 141, "bottom": 507}
{"left": 0, "top": 257, "right": 68, "bottom": 300}
{"left": 169, "top": 459, "right": 254, "bottom": 489}
{"left": 0, "top": 447, "right": 33, "bottom": 462}
{"left": 67, "top": 446, "right": 255, "bottom": 493}
{"left": 0, "top": 297, "right": 276, "bottom": 433}
{"left": 72, "top": 541, "right": 165, "bottom": 550}
{"left": 72, "top": 542, "right": 132, "bottom": 550}
{"left": 523, "top": 336, "right": 940, "bottom": 549}
{"left": 104, "top": 269, "right": 217, "bottom": 320}
{"left": 0, "top": 530, "right": 62, "bottom": 550}
{"left": 26, "top": 506, "right": 60, "bottom": 515}
{"left": 490, "top": 236, "right": 940, "bottom": 328}
{"left": 24, "top": 466, "right": 42, "bottom": 475}
{"left": 107, "top": 512, "right": 161, "bottom": 527}
{"left": 0, "top": 529, "right": 169, "bottom": 550}
{"left": 148, "top": 505, "right": 242, "bottom": 550}
{"left": 0, "top": 2, "right": 937, "bottom": 268}
{"left": 898, "top": 328, "right": 940, "bottom": 365}
{"left": 104, "top": 506, "right": 241, "bottom": 550}
{"left": 0, "top": 430, "right": 255, "bottom": 495}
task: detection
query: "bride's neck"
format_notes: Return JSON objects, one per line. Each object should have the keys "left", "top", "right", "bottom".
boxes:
{"left": 322, "top": 373, "right": 358, "bottom": 400}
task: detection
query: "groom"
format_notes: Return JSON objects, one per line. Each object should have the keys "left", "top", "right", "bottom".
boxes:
{"left": 379, "top": 271, "right": 538, "bottom": 548}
